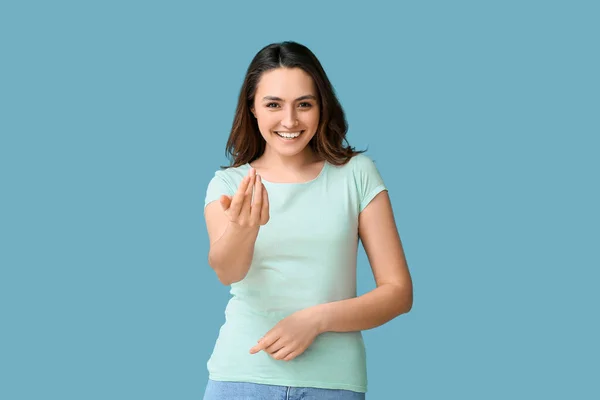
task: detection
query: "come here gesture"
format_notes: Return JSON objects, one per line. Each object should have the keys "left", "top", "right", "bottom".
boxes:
{"left": 220, "top": 167, "right": 270, "bottom": 228}
{"left": 205, "top": 167, "right": 270, "bottom": 285}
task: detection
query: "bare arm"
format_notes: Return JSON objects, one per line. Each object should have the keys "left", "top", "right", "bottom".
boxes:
{"left": 205, "top": 206, "right": 259, "bottom": 285}
{"left": 314, "top": 190, "right": 413, "bottom": 333}
{"left": 204, "top": 169, "right": 270, "bottom": 285}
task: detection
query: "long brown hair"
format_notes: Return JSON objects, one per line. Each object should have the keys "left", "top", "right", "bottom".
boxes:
{"left": 223, "top": 41, "right": 364, "bottom": 168}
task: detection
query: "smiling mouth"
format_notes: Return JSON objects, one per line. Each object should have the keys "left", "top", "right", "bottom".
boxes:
{"left": 275, "top": 131, "right": 304, "bottom": 140}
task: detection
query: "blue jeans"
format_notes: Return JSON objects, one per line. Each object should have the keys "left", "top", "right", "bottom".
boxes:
{"left": 203, "top": 379, "right": 366, "bottom": 400}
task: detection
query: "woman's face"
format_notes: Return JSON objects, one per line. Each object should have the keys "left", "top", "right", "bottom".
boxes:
{"left": 251, "top": 67, "right": 320, "bottom": 159}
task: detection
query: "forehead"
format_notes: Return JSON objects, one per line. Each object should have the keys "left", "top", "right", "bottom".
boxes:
{"left": 255, "top": 68, "right": 316, "bottom": 98}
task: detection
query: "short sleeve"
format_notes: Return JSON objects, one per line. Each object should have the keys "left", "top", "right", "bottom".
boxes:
{"left": 204, "top": 170, "right": 236, "bottom": 209}
{"left": 353, "top": 154, "right": 387, "bottom": 212}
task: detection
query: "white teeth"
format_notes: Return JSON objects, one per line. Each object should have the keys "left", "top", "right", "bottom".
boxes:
{"left": 276, "top": 131, "right": 301, "bottom": 139}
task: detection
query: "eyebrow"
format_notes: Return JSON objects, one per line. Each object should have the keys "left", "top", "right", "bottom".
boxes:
{"left": 262, "top": 95, "right": 317, "bottom": 102}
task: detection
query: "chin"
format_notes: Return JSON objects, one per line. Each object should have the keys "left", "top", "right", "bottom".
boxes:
{"left": 272, "top": 145, "right": 309, "bottom": 157}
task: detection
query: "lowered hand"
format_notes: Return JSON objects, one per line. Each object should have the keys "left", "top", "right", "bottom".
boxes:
{"left": 249, "top": 307, "right": 323, "bottom": 361}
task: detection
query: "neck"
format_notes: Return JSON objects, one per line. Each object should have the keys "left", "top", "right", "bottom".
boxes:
{"left": 258, "top": 145, "right": 319, "bottom": 170}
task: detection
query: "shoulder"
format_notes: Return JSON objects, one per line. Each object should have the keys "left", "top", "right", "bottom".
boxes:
{"left": 331, "top": 153, "right": 380, "bottom": 176}
{"left": 215, "top": 164, "right": 248, "bottom": 178}
{"left": 322, "top": 153, "right": 387, "bottom": 213}
{"left": 205, "top": 163, "right": 250, "bottom": 199}
{"left": 211, "top": 164, "right": 249, "bottom": 183}
{"left": 349, "top": 153, "right": 378, "bottom": 170}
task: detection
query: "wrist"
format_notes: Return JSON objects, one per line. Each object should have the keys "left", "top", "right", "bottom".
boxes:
{"left": 311, "top": 303, "right": 330, "bottom": 334}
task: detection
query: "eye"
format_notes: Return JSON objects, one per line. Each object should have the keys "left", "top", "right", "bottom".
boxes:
{"left": 266, "top": 103, "right": 280, "bottom": 108}
{"left": 299, "top": 102, "right": 312, "bottom": 108}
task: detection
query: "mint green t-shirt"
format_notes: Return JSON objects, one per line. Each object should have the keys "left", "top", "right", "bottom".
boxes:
{"left": 203, "top": 153, "right": 387, "bottom": 393}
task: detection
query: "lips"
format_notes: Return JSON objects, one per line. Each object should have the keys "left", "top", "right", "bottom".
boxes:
{"left": 275, "top": 130, "right": 303, "bottom": 139}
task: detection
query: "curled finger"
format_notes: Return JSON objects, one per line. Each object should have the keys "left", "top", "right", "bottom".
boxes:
{"left": 228, "top": 177, "right": 250, "bottom": 217}
{"left": 265, "top": 338, "right": 285, "bottom": 355}
{"left": 271, "top": 345, "right": 294, "bottom": 360}
{"left": 283, "top": 350, "right": 300, "bottom": 361}
{"left": 250, "top": 175, "right": 263, "bottom": 225}
{"left": 239, "top": 173, "right": 255, "bottom": 223}
{"left": 260, "top": 184, "right": 270, "bottom": 225}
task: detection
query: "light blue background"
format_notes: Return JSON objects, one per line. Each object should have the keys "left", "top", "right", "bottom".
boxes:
{"left": 1, "top": 1, "right": 598, "bottom": 399}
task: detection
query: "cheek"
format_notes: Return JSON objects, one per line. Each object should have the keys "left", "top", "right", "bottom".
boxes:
{"left": 257, "top": 114, "right": 278, "bottom": 130}
{"left": 303, "top": 111, "right": 320, "bottom": 127}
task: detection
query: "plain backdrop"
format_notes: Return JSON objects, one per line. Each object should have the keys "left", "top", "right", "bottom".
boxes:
{"left": 1, "top": 1, "right": 598, "bottom": 399}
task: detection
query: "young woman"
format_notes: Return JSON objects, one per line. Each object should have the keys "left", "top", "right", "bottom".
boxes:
{"left": 203, "top": 41, "right": 412, "bottom": 399}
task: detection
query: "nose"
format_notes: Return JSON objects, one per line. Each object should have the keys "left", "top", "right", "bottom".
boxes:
{"left": 281, "top": 108, "right": 299, "bottom": 129}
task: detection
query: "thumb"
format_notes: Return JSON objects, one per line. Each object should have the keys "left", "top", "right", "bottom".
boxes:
{"left": 219, "top": 195, "right": 232, "bottom": 211}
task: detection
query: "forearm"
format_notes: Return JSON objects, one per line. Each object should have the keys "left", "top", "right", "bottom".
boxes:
{"left": 315, "top": 283, "right": 412, "bottom": 333}
{"left": 208, "top": 222, "right": 259, "bottom": 285}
